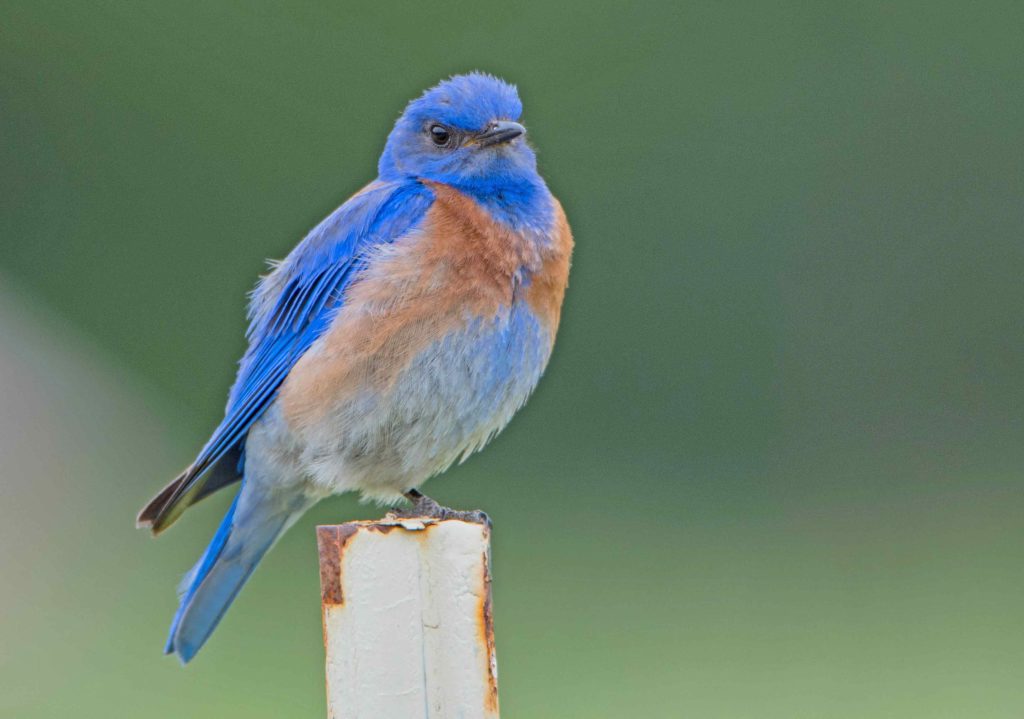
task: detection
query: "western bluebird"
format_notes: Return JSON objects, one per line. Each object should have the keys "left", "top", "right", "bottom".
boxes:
{"left": 137, "top": 73, "right": 573, "bottom": 663}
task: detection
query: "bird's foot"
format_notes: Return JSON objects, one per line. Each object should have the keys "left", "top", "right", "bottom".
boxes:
{"left": 387, "top": 489, "right": 491, "bottom": 527}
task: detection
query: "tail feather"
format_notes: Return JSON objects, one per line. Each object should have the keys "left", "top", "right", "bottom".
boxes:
{"left": 137, "top": 469, "right": 187, "bottom": 529}
{"left": 138, "top": 446, "right": 244, "bottom": 535}
{"left": 165, "top": 484, "right": 313, "bottom": 663}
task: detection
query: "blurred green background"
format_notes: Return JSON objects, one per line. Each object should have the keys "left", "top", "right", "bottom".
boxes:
{"left": 2, "top": 1, "right": 1023, "bottom": 716}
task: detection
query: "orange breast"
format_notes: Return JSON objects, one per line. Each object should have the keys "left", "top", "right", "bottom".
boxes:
{"left": 277, "top": 182, "right": 573, "bottom": 428}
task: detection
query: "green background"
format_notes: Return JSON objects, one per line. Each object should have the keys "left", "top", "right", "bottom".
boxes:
{"left": 2, "top": 1, "right": 1022, "bottom": 716}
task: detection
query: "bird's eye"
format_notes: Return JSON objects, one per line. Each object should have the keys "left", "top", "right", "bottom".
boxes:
{"left": 429, "top": 124, "right": 452, "bottom": 147}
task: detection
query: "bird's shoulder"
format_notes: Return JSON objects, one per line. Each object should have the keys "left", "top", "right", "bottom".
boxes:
{"left": 246, "top": 179, "right": 432, "bottom": 328}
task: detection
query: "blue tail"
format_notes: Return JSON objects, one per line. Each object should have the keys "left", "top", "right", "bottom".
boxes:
{"left": 165, "top": 483, "right": 312, "bottom": 663}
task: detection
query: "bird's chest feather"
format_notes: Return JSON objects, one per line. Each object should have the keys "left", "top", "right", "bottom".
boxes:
{"left": 274, "top": 183, "right": 572, "bottom": 491}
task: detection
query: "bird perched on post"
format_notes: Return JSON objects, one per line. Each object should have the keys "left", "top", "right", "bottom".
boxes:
{"left": 137, "top": 73, "right": 573, "bottom": 664}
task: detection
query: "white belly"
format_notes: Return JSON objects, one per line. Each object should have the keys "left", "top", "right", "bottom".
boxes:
{"left": 244, "top": 301, "right": 552, "bottom": 502}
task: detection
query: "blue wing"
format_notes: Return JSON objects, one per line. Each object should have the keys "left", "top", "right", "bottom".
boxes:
{"left": 139, "top": 180, "right": 434, "bottom": 533}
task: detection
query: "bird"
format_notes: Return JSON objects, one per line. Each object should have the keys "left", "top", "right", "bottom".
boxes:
{"left": 136, "top": 72, "right": 573, "bottom": 664}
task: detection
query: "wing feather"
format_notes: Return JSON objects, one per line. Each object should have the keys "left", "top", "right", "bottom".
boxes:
{"left": 139, "top": 181, "right": 433, "bottom": 533}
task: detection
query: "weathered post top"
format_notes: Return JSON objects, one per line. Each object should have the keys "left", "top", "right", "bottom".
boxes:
{"left": 317, "top": 518, "right": 499, "bottom": 719}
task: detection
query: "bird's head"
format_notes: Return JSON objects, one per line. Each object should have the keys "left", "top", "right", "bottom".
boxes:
{"left": 378, "top": 73, "right": 539, "bottom": 192}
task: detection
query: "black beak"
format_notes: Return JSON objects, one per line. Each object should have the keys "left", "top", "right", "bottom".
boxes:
{"left": 476, "top": 120, "right": 526, "bottom": 147}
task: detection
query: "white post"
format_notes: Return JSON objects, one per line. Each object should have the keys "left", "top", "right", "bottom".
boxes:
{"left": 317, "top": 518, "right": 499, "bottom": 719}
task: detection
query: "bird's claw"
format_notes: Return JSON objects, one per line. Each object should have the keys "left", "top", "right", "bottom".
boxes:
{"left": 387, "top": 490, "right": 491, "bottom": 527}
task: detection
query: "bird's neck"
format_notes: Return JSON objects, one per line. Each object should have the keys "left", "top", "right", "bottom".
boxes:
{"left": 435, "top": 172, "right": 554, "bottom": 234}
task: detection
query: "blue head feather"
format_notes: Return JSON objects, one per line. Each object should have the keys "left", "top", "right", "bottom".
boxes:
{"left": 378, "top": 73, "right": 553, "bottom": 230}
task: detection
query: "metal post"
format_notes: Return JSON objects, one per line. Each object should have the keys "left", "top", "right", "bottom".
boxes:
{"left": 317, "top": 518, "right": 499, "bottom": 718}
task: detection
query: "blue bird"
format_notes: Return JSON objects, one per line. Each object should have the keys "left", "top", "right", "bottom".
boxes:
{"left": 137, "top": 73, "right": 573, "bottom": 664}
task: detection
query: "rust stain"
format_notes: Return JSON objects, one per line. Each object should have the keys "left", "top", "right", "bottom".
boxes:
{"left": 408, "top": 522, "right": 437, "bottom": 541}
{"left": 477, "top": 534, "right": 500, "bottom": 714}
{"left": 316, "top": 523, "right": 359, "bottom": 606}
{"left": 319, "top": 521, "right": 437, "bottom": 606}
{"left": 365, "top": 523, "right": 399, "bottom": 534}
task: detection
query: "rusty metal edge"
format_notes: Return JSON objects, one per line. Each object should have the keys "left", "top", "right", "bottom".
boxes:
{"left": 316, "top": 523, "right": 359, "bottom": 606}
{"left": 477, "top": 526, "right": 499, "bottom": 714}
